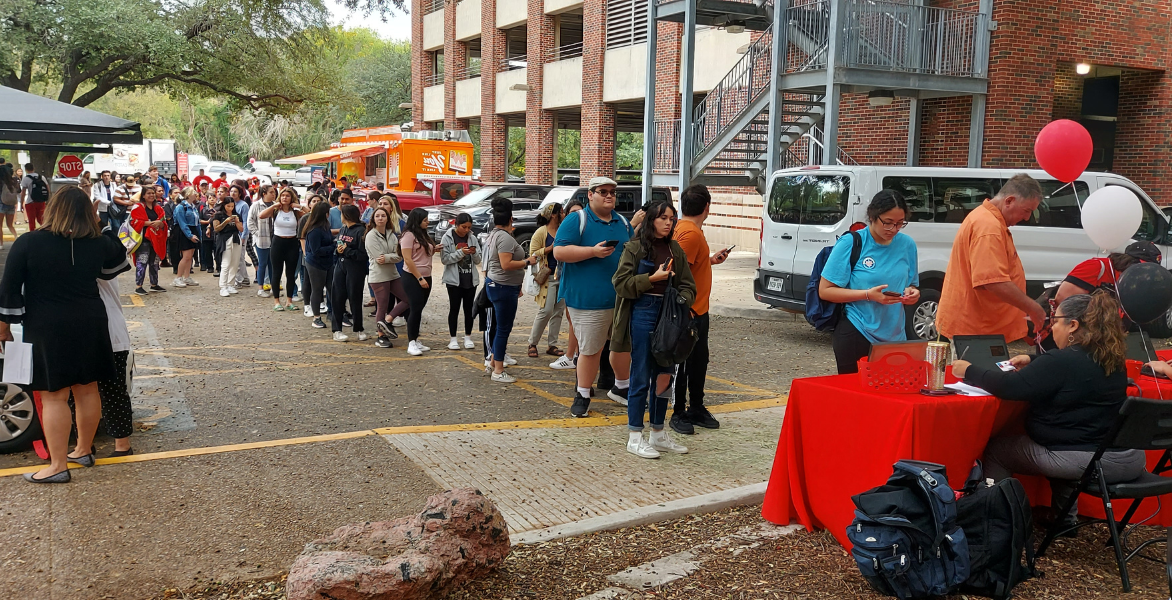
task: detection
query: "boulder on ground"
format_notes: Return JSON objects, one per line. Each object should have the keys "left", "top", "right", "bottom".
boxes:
{"left": 286, "top": 488, "right": 510, "bottom": 600}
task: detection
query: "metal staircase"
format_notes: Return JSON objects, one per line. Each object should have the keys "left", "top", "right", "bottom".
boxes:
{"left": 645, "top": 0, "right": 991, "bottom": 191}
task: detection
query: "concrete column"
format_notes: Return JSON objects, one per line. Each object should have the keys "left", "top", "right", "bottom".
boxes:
{"left": 580, "top": 0, "right": 615, "bottom": 180}
{"left": 906, "top": 97, "right": 921, "bottom": 166}
{"left": 677, "top": 0, "right": 697, "bottom": 188}
{"left": 968, "top": 94, "right": 986, "bottom": 168}
{"left": 411, "top": 0, "right": 432, "bottom": 130}
{"left": 640, "top": 6, "right": 658, "bottom": 200}
{"left": 480, "top": 0, "right": 508, "bottom": 181}
{"left": 444, "top": 6, "right": 470, "bottom": 130}
{"left": 524, "top": 0, "right": 557, "bottom": 184}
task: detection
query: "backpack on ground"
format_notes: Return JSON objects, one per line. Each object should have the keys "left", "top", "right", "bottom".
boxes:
{"left": 847, "top": 460, "right": 970, "bottom": 599}
{"left": 27, "top": 173, "right": 49, "bottom": 203}
{"left": 651, "top": 280, "right": 696, "bottom": 367}
{"left": 805, "top": 230, "right": 862, "bottom": 331}
{"left": 956, "top": 462, "right": 1038, "bottom": 599}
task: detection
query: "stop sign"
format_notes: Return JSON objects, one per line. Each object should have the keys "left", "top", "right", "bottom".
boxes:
{"left": 57, "top": 155, "right": 84, "bottom": 178}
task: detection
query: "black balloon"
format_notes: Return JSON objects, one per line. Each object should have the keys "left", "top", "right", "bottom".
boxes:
{"left": 1117, "top": 262, "right": 1172, "bottom": 324}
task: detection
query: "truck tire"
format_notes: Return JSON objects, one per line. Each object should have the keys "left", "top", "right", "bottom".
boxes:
{"left": 516, "top": 233, "right": 533, "bottom": 254}
{"left": 0, "top": 383, "right": 39, "bottom": 453}
{"left": 1142, "top": 310, "right": 1172, "bottom": 339}
{"left": 905, "top": 288, "right": 941, "bottom": 341}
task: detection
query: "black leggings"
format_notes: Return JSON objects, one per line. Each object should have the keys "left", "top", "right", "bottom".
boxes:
{"left": 306, "top": 263, "right": 330, "bottom": 317}
{"left": 832, "top": 316, "right": 872, "bottom": 374}
{"left": 270, "top": 236, "right": 299, "bottom": 299}
{"left": 447, "top": 285, "right": 476, "bottom": 337}
{"left": 402, "top": 275, "right": 433, "bottom": 341}
{"left": 331, "top": 260, "right": 366, "bottom": 332}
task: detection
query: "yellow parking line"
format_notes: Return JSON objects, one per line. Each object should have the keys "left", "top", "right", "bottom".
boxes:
{"left": 121, "top": 294, "right": 145, "bottom": 307}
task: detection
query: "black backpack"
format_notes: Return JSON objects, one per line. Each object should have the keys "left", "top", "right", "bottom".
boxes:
{"left": 956, "top": 462, "right": 1038, "bottom": 599}
{"left": 805, "top": 230, "right": 862, "bottom": 331}
{"left": 27, "top": 173, "right": 49, "bottom": 203}
{"left": 651, "top": 279, "right": 696, "bottom": 367}
{"left": 847, "top": 460, "right": 970, "bottom": 599}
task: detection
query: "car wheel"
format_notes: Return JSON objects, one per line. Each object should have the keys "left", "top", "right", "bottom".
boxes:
{"left": 516, "top": 233, "right": 533, "bottom": 254}
{"left": 905, "top": 288, "right": 941, "bottom": 341}
{"left": 1142, "top": 310, "right": 1172, "bottom": 339}
{"left": 0, "top": 382, "right": 40, "bottom": 453}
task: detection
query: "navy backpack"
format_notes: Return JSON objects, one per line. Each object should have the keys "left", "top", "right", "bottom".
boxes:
{"left": 804, "top": 230, "right": 862, "bottom": 331}
{"left": 847, "top": 460, "right": 971, "bottom": 599}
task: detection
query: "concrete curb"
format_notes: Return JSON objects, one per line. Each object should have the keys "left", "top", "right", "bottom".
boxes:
{"left": 709, "top": 303, "right": 792, "bottom": 321}
{"left": 510, "top": 481, "right": 768, "bottom": 545}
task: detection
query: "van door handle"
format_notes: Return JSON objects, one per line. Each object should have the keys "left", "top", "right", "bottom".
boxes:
{"left": 781, "top": 234, "right": 793, "bottom": 240}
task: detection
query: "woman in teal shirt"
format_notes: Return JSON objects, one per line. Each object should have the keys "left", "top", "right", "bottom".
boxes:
{"left": 819, "top": 190, "right": 921, "bottom": 374}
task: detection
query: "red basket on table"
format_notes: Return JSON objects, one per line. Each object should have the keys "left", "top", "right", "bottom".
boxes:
{"left": 857, "top": 352, "right": 930, "bottom": 393}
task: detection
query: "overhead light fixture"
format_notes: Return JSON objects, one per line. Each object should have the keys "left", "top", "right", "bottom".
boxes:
{"left": 868, "top": 90, "right": 895, "bottom": 107}
{"left": 726, "top": 21, "right": 746, "bottom": 34}
{"left": 736, "top": 43, "right": 751, "bottom": 54}
{"left": 398, "top": 102, "right": 414, "bottom": 109}
{"left": 1076, "top": 62, "right": 1092, "bottom": 75}
{"left": 509, "top": 83, "right": 530, "bottom": 91}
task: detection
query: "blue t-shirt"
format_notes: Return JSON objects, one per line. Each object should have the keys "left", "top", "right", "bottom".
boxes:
{"left": 329, "top": 206, "right": 342, "bottom": 231}
{"left": 821, "top": 230, "right": 919, "bottom": 344}
{"left": 553, "top": 207, "right": 634, "bottom": 310}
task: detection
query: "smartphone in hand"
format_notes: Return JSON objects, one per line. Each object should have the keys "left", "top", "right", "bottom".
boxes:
{"left": 881, "top": 290, "right": 903, "bottom": 298}
{"left": 602, "top": 240, "right": 619, "bottom": 248}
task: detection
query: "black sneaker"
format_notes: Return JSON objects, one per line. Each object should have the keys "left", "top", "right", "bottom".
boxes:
{"left": 670, "top": 412, "right": 696, "bottom": 435}
{"left": 376, "top": 320, "right": 399, "bottom": 339}
{"left": 375, "top": 335, "right": 392, "bottom": 348}
{"left": 239, "top": 279, "right": 251, "bottom": 287}
{"left": 342, "top": 316, "right": 353, "bottom": 328}
{"left": 570, "top": 392, "right": 590, "bottom": 418}
{"left": 312, "top": 318, "right": 326, "bottom": 329}
{"left": 687, "top": 406, "right": 720, "bottom": 429}
{"left": 149, "top": 285, "right": 166, "bottom": 292}
{"left": 133, "top": 287, "right": 147, "bottom": 295}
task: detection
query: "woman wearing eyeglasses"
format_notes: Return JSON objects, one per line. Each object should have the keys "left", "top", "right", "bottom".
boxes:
{"left": 817, "top": 190, "right": 921, "bottom": 374}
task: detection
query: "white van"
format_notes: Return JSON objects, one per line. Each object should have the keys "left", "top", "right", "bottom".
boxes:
{"left": 754, "top": 166, "right": 1172, "bottom": 339}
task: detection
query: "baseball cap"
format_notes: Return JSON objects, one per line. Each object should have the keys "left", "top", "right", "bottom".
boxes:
{"left": 587, "top": 176, "right": 617, "bottom": 191}
{"left": 1125, "top": 241, "right": 1161, "bottom": 263}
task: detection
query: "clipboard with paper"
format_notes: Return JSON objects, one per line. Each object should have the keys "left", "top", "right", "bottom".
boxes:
{"left": 2, "top": 326, "right": 32, "bottom": 385}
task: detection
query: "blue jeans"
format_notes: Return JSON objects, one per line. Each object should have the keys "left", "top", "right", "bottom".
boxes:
{"left": 485, "top": 279, "right": 520, "bottom": 362}
{"left": 628, "top": 295, "right": 675, "bottom": 431}
{"left": 255, "top": 246, "right": 272, "bottom": 287}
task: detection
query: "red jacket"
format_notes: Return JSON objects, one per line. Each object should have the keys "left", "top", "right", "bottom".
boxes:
{"left": 130, "top": 202, "right": 168, "bottom": 256}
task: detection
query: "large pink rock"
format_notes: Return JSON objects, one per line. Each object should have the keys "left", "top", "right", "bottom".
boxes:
{"left": 286, "top": 488, "right": 510, "bottom": 600}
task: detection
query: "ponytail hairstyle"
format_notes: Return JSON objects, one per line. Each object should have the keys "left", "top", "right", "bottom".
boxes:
{"left": 404, "top": 207, "right": 434, "bottom": 255}
{"left": 491, "top": 197, "right": 513, "bottom": 227}
{"left": 1059, "top": 291, "right": 1127, "bottom": 375}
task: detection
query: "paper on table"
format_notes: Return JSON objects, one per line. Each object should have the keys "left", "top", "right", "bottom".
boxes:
{"left": 944, "top": 382, "right": 992, "bottom": 397}
{"left": 2, "top": 339, "right": 32, "bottom": 385}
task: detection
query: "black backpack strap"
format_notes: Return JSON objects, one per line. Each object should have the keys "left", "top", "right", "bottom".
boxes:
{"left": 848, "top": 230, "right": 863, "bottom": 270}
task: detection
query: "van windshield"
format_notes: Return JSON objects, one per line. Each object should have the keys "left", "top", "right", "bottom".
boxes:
{"left": 767, "top": 175, "right": 850, "bottom": 225}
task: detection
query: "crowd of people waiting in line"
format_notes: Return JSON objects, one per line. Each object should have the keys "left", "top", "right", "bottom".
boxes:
{"left": 0, "top": 166, "right": 743, "bottom": 483}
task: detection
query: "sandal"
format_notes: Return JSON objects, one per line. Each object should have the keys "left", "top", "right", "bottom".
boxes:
{"left": 527, "top": 344, "right": 539, "bottom": 358}
{"left": 546, "top": 346, "right": 565, "bottom": 357}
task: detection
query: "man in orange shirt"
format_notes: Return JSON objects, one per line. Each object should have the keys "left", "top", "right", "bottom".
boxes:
{"left": 671, "top": 185, "right": 731, "bottom": 435}
{"left": 936, "top": 174, "right": 1046, "bottom": 343}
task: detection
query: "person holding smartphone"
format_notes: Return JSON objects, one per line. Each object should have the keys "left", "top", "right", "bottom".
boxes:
{"left": 212, "top": 198, "right": 243, "bottom": 297}
{"left": 818, "top": 190, "right": 921, "bottom": 374}
{"left": 483, "top": 198, "right": 536, "bottom": 382}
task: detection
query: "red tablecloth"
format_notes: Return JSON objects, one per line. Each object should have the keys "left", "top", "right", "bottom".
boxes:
{"left": 762, "top": 371, "right": 1172, "bottom": 549}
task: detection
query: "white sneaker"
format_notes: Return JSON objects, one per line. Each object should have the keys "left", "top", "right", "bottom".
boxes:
{"left": 320, "top": 301, "right": 328, "bottom": 311}
{"left": 304, "top": 306, "right": 313, "bottom": 317}
{"left": 549, "top": 355, "right": 575, "bottom": 370}
{"left": 227, "top": 286, "right": 239, "bottom": 295}
{"left": 219, "top": 288, "right": 230, "bottom": 297}
{"left": 503, "top": 354, "right": 517, "bottom": 366}
{"left": 333, "top": 331, "right": 349, "bottom": 342}
{"left": 357, "top": 332, "right": 370, "bottom": 341}
{"left": 407, "top": 341, "right": 423, "bottom": 356}
{"left": 184, "top": 277, "right": 199, "bottom": 286}
{"left": 484, "top": 357, "right": 493, "bottom": 369}
{"left": 464, "top": 335, "right": 475, "bottom": 349}
{"left": 292, "top": 294, "right": 302, "bottom": 302}
{"left": 650, "top": 430, "right": 688, "bottom": 454}
{"left": 448, "top": 337, "right": 461, "bottom": 350}
{"left": 171, "top": 278, "right": 187, "bottom": 288}
{"left": 608, "top": 387, "right": 629, "bottom": 407}
{"left": 417, "top": 343, "right": 431, "bottom": 352}
{"left": 491, "top": 371, "right": 517, "bottom": 383}
{"left": 392, "top": 316, "right": 407, "bottom": 327}
{"left": 627, "top": 432, "right": 660, "bottom": 459}
{"left": 257, "top": 289, "right": 271, "bottom": 298}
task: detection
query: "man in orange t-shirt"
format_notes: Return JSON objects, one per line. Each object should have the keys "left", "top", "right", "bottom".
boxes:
{"left": 936, "top": 174, "right": 1046, "bottom": 343}
{"left": 671, "top": 185, "right": 731, "bottom": 435}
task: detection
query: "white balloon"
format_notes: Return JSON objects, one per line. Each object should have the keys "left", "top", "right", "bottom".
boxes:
{"left": 1081, "top": 186, "right": 1143, "bottom": 251}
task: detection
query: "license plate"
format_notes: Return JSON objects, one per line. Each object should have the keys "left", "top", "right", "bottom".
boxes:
{"left": 766, "top": 277, "right": 784, "bottom": 292}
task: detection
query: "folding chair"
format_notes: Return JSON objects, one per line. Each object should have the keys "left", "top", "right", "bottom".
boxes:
{"left": 1035, "top": 396, "right": 1172, "bottom": 596}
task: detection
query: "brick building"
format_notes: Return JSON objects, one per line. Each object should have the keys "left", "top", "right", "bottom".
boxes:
{"left": 412, "top": 0, "right": 1171, "bottom": 207}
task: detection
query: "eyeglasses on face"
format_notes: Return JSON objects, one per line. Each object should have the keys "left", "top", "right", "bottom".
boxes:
{"left": 593, "top": 188, "right": 616, "bottom": 197}
{"left": 878, "top": 216, "right": 909, "bottom": 230}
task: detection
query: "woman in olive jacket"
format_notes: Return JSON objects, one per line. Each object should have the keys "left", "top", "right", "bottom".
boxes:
{"left": 611, "top": 199, "right": 696, "bottom": 459}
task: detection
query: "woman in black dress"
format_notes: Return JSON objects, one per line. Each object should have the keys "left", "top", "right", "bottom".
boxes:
{"left": 0, "top": 187, "right": 131, "bottom": 483}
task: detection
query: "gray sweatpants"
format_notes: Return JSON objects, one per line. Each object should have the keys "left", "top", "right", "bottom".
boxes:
{"left": 528, "top": 280, "right": 565, "bottom": 348}
{"left": 983, "top": 435, "right": 1147, "bottom": 517}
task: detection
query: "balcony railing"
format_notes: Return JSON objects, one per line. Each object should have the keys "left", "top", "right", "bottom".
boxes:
{"left": 546, "top": 42, "right": 585, "bottom": 61}
{"left": 843, "top": 1, "right": 981, "bottom": 77}
{"left": 423, "top": 72, "right": 444, "bottom": 86}
{"left": 423, "top": 0, "right": 445, "bottom": 14}
{"left": 652, "top": 120, "right": 681, "bottom": 173}
{"left": 692, "top": 29, "right": 774, "bottom": 158}
{"left": 499, "top": 55, "right": 528, "bottom": 71}
{"left": 453, "top": 62, "right": 482, "bottom": 80}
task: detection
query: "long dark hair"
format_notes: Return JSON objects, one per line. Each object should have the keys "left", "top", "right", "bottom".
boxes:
{"left": 339, "top": 204, "right": 362, "bottom": 226}
{"left": 0, "top": 165, "right": 15, "bottom": 193}
{"left": 301, "top": 201, "right": 331, "bottom": 237}
{"left": 1061, "top": 291, "right": 1127, "bottom": 375}
{"left": 404, "top": 207, "right": 434, "bottom": 255}
{"left": 637, "top": 199, "right": 677, "bottom": 250}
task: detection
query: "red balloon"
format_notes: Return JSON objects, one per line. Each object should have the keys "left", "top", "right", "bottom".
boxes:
{"left": 1034, "top": 120, "right": 1093, "bottom": 183}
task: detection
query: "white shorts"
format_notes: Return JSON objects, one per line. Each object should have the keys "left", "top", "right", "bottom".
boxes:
{"left": 567, "top": 307, "right": 613, "bottom": 356}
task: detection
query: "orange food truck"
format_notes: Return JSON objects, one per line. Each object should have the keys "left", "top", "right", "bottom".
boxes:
{"left": 278, "top": 126, "right": 476, "bottom": 193}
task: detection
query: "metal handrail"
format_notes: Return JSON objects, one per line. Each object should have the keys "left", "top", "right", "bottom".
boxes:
{"left": 652, "top": 120, "right": 681, "bottom": 173}
{"left": 803, "top": 124, "right": 859, "bottom": 165}
{"left": 423, "top": 72, "right": 444, "bottom": 87}
{"left": 423, "top": 0, "right": 445, "bottom": 14}
{"left": 499, "top": 55, "right": 528, "bottom": 71}
{"left": 691, "top": 29, "right": 774, "bottom": 158}
{"left": 453, "top": 62, "right": 482, "bottom": 81}
{"left": 842, "top": 0, "right": 981, "bottom": 77}
{"left": 546, "top": 42, "right": 585, "bottom": 61}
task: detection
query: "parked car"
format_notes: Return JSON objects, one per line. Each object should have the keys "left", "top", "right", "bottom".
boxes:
{"left": 431, "top": 184, "right": 554, "bottom": 241}
{"left": 243, "top": 160, "right": 283, "bottom": 180}
{"left": 754, "top": 166, "right": 1172, "bottom": 340}
{"left": 0, "top": 325, "right": 38, "bottom": 452}
{"left": 292, "top": 167, "right": 316, "bottom": 186}
{"left": 393, "top": 178, "right": 485, "bottom": 212}
{"left": 207, "top": 161, "right": 271, "bottom": 186}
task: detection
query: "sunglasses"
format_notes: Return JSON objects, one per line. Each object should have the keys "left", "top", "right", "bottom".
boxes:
{"left": 593, "top": 189, "right": 616, "bottom": 197}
